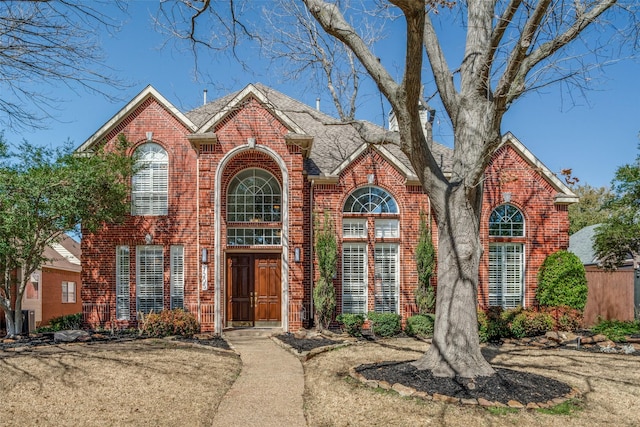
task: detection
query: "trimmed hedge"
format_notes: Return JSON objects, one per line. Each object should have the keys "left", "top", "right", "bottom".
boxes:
{"left": 336, "top": 313, "right": 365, "bottom": 337}
{"left": 141, "top": 309, "right": 199, "bottom": 337}
{"left": 405, "top": 314, "right": 434, "bottom": 338}
{"left": 367, "top": 312, "right": 402, "bottom": 337}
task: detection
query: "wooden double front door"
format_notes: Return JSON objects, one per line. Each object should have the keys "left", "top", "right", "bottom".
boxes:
{"left": 226, "top": 253, "right": 281, "bottom": 327}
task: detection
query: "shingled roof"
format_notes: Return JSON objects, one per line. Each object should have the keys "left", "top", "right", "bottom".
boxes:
{"left": 185, "top": 83, "right": 453, "bottom": 180}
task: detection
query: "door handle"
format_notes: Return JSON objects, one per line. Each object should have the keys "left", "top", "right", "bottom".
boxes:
{"left": 250, "top": 292, "right": 254, "bottom": 308}
{"left": 254, "top": 293, "right": 258, "bottom": 306}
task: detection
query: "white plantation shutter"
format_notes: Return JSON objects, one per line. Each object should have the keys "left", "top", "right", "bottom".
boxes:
{"left": 116, "top": 246, "right": 130, "bottom": 320}
{"left": 342, "top": 243, "right": 367, "bottom": 314}
{"left": 170, "top": 245, "right": 184, "bottom": 309}
{"left": 489, "top": 244, "right": 524, "bottom": 308}
{"left": 61, "top": 281, "right": 76, "bottom": 303}
{"left": 374, "top": 244, "right": 398, "bottom": 313}
{"left": 132, "top": 143, "right": 168, "bottom": 215}
{"left": 136, "top": 246, "right": 164, "bottom": 314}
{"left": 342, "top": 218, "right": 366, "bottom": 238}
{"left": 374, "top": 219, "right": 399, "bottom": 239}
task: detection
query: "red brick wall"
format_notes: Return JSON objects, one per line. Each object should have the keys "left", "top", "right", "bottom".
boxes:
{"left": 312, "top": 148, "right": 430, "bottom": 324}
{"left": 81, "top": 93, "right": 569, "bottom": 332}
{"left": 41, "top": 268, "right": 82, "bottom": 325}
{"left": 81, "top": 97, "right": 199, "bottom": 328}
{"left": 480, "top": 144, "right": 570, "bottom": 308}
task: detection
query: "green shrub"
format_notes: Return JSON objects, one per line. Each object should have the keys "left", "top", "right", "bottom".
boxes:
{"left": 142, "top": 309, "right": 200, "bottom": 338}
{"left": 510, "top": 310, "right": 554, "bottom": 338}
{"left": 414, "top": 211, "right": 436, "bottom": 314}
{"left": 591, "top": 319, "right": 640, "bottom": 342}
{"left": 36, "top": 313, "right": 83, "bottom": 332}
{"left": 542, "top": 306, "right": 583, "bottom": 331}
{"left": 477, "top": 307, "right": 518, "bottom": 342}
{"left": 367, "top": 312, "right": 402, "bottom": 337}
{"left": 313, "top": 277, "right": 336, "bottom": 330}
{"left": 537, "top": 250, "right": 588, "bottom": 311}
{"left": 405, "top": 314, "right": 435, "bottom": 338}
{"left": 314, "top": 211, "right": 338, "bottom": 331}
{"left": 336, "top": 313, "right": 365, "bottom": 337}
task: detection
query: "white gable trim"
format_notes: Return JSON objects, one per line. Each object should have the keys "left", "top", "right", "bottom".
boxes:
{"left": 500, "top": 132, "right": 578, "bottom": 204}
{"left": 195, "top": 83, "right": 305, "bottom": 135}
{"left": 76, "top": 85, "right": 197, "bottom": 153}
{"left": 329, "top": 142, "right": 418, "bottom": 182}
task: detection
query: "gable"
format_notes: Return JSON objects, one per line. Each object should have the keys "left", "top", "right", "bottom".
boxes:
{"left": 495, "top": 133, "right": 578, "bottom": 205}
{"left": 76, "top": 85, "right": 196, "bottom": 153}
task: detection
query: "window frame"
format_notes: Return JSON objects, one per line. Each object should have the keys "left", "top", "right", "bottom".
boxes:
{"left": 341, "top": 243, "right": 368, "bottom": 314}
{"left": 170, "top": 245, "right": 184, "bottom": 310}
{"left": 61, "top": 281, "right": 76, "bottom": 304}
{"left": 136, "top": 245, "right": 164, "bottom": 314}
{"left": 488, "top": 243, "right": 525, "bottom": 309}
{"left": 116, "top": 245, "right": 131, "bottom": 320}
{"left": 131, "top": 143, "right": 169, "bottom": 216}
{"left": 489, "top": 204, "right": 525, "bottom": 237}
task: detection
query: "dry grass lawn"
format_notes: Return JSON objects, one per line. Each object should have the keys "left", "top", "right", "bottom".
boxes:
{"left": 2, "top": 336, "right": 639, "bottom": 426}
{"left": 303, "top": 338, "right": 640, "bottom": 426}
{"left": 0, "top": 339, "right": 241, "bottom": 426}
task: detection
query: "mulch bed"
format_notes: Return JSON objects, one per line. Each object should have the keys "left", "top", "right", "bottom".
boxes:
{"left": 356, "top": 361, "right": 572, "bottom": 405}
{"left": 0, "top": 330, "right": 231, "bottom": 351}
{"left": 275, "top": 333, "right": 342, "bottom": 352}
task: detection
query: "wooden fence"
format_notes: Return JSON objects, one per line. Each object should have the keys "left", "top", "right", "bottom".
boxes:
{"left": 583, "top": 268, "right": 636, "bottom": 326}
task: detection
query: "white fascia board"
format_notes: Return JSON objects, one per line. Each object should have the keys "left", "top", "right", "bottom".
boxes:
{"left": 75, "top": 85, "right": 197, "bottom": 153}
{"left": 500, "top": 132, "right": 578, "bottom": 204}
{"left": 195, "top": 83, "right": 305, "bottom": 135}
{"left": 330, "top": 143, "right": 417, "bottom": 182}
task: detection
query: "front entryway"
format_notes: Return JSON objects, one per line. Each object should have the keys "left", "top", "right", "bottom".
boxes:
{"left": 226, "top": 253, "right": 281, "bottom": 327}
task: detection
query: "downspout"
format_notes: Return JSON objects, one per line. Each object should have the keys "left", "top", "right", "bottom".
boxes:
{"left": 310, "top": 179, "right": 315, "bottom": 326}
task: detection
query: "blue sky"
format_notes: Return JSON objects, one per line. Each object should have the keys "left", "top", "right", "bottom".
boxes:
{"left": 3, "top": 2, "right": 638, "bottom": 189}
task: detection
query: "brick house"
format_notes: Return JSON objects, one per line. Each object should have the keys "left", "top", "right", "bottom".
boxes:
{"left": 77, "top": 84, "right": 577, "bottom": 333}
{"left": 21, "top": 235, "right": 82, "bottom": 330}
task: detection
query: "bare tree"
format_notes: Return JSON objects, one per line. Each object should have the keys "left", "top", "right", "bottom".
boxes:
{"left": 0, "top": 1, "right": 127, "bottom": 131}
{"left": 159, "top": 0, "right": 637, "bottom": 378}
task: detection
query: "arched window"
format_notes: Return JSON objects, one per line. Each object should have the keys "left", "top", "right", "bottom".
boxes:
{"left": 227, "top": 169, "right": 282, "bottom": 246}
{"left": 131, "top": 143, "right": 168, "bottom": 216}
{"left": 342, "top": 186, "right": 399, "bottom": 315}
{"left": 489, "top": 204, "right": 524, "bottom": 237}
{"left": 488, "top": 204, "right": 525, "bottom": 308}
{"left": 344, "top": 186, "right": 398, "bottom": 214}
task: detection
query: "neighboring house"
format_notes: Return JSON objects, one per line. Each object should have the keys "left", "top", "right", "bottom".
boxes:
{"left": 569, "top": 225, "right": 638, "bottom": 324}
{"left": 77, "top": 84, "right": 577, "bottom": 333}
{"left": 21, "top": 235, "right": 82, "bottom": 330}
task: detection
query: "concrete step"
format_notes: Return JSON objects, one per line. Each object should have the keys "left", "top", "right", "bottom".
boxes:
{"left": 223, "top": 328, "right": 282, "bottom": 339}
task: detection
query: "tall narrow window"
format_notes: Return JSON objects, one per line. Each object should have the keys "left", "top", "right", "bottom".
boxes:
{"left": 374, "top": 244, "right": 399, "bottom": 313}
{"left": 342, "top": 186, "right": 399, "bottom": 315}
{"left": 136, "top": 245, "right": 164, "bottom": 314}
{"left": 116, "top": 246, "right": 130, "bottom": 320}
{"left": 342, "top": 243, "right": 367, "bottom": 314}
{"left": 489, "top": 243, "right": 524, "bottom": 308}
{"left": 170, "top": 245, "right": 184, "bottom": 309}
{"left": 132, "top": 143, "right": 168, "bottom": 216}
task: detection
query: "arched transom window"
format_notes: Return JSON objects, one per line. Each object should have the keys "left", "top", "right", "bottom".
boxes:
{"left": 489, "top": 204, "right": 524, "bottom": 237}
{"left": 132, "top": 143, "right": 168, "bottom": 216}
{"left": 342, "top": 186, "right": 399, "bottom": 315}
{"left": 227, "top": 169, "right": 282, "bottom": 246}
{"left": 344, "top": 186, "right": 398, "bottom": 214}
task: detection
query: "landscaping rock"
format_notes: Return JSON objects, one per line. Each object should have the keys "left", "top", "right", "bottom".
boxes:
{"left": 54, "top": 330, "right": 90, "bottom": 343}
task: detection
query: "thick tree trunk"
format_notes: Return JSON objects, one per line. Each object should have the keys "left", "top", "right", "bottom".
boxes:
{"left": 412, "top": 184, "right": 495, "bottom": 378}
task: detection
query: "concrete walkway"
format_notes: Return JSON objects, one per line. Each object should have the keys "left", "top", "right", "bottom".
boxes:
{"left": 212, "top": 329, "right": 307, "bottom": 426}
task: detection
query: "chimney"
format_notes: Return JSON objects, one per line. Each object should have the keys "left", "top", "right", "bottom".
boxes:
{"left": 316, "top": 98, "right": 320, "bottom": 111}
{"left": 203, "top": 89, "right": 208, "bottom": 105}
